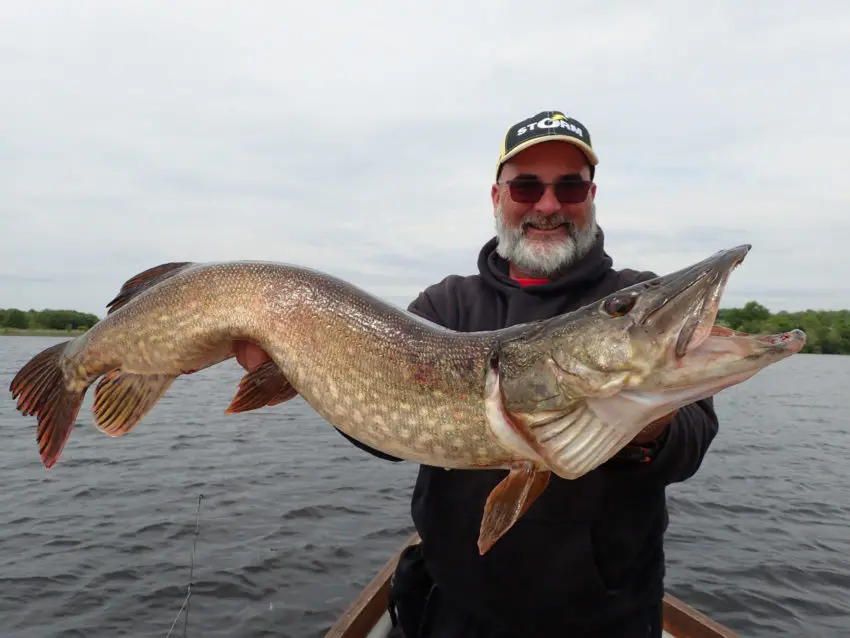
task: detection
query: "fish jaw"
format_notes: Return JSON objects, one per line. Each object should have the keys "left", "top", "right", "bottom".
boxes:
{"left": 587, "top": 327, "right": 806, "bottom": 439}
{"left": 636, "top": 326, "right": 807, "bottom": 394}
{"left": 539, "top": 327, "right": 807, "bottom": 477}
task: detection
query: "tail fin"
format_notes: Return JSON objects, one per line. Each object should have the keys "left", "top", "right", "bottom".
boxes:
{"left": 9, "top": 341, "right": 86, "bottom": 468}
{"left": 106, "top": 261, "right": 194, "bottom": 315}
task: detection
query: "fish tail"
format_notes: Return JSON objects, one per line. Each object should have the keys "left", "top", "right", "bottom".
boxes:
{"left": 9, "top": 340, "right": 86, "bottom": 468}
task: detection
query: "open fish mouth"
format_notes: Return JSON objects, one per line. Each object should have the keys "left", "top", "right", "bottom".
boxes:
{"left": 638, "top": 244, "right": 806, "bottom": 393}
{"left": 607, "top": 244, "right": 806, "bottom": 421}
{"left": 581, "top": 254, "right": 807, "bottom": 460}
{"left": 648, "top": 323, "right": 807, "bottom": 393}
{"left": 581, "top": 321, "right": 807, "bottom": 459}
{"left": 634, "top": 244, "right": 752, "bottom": 360}
{"left": 672, "top": 249, "right": 749, "bottom": 358}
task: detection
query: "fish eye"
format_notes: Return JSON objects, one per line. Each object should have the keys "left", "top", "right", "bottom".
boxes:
{"left": 602, "top": 293, "right": 637, "bottom": 317}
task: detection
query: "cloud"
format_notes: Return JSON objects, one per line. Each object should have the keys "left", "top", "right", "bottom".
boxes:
{"left": 0, "top": 274, "right": 53, "bottom": 284}
{"left": 0, "top": 0, "right": 848, "bottom": 316}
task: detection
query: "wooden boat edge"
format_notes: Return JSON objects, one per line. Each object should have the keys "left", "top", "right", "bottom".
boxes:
{"left": 323, "top": 532, "right": 740, "bottom": 638}
{"left": 323, "top": 533, "right": 419, "bottom": 638}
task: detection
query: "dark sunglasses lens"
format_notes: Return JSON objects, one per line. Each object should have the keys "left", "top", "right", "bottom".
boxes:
{"left": 508, "top": 178, "right": 544, "bottom": 203}
{"left": 554, "top": 180, "right": 590, "bottom": 203}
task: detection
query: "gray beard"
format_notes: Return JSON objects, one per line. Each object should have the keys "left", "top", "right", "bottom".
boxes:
{"left": 494, "top": 201, "right": 598, "bottom": 277}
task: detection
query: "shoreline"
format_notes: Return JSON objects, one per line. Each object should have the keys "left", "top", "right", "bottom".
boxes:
{"left": 1, "top": 329, "right": 87, "bottom": 337}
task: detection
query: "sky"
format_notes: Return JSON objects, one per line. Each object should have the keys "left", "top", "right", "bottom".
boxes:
{"left": 1, "top": 0, "right": 848, "bottom": 316}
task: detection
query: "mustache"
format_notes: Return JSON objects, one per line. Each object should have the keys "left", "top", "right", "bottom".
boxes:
{"left": 519, "top": 213, "right": 577, "bottom": 231}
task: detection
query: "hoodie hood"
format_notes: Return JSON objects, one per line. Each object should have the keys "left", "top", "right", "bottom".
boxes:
{"left": 478, "top": 227, "right": 614, "bottom": 297}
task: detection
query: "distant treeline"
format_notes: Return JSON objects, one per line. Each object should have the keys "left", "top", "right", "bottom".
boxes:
{"left": 2, "top": 302, "right": 849, "bottom": 353}
{"left": 716, "top": 301, "right": 850, "bottom": 355}
{"left": 1, "top": 308, "right": 100, "bottom": 332}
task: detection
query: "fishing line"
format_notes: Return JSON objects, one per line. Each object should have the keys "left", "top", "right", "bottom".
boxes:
{"left": 165, "top": 493, "right": 204, "bottom": 638}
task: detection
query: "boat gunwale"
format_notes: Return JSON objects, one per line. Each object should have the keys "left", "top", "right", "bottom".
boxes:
{"left": 323, "top": 532, "right": 740, "bottom": 638}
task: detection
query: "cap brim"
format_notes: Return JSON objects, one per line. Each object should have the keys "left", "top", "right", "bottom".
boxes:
{"left": 500, "top": 135, "right": 599, "bottom": 168}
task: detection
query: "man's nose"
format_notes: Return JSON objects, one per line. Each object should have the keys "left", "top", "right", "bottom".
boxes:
{"left": 534, "top": 185, "right": 562, "bottom": 214}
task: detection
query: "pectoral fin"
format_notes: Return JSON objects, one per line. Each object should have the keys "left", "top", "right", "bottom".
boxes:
{"left": 478, "top": 462, "right": 550, "bottom": 555}
{"left": 517, "top": 401, "right": 636, "bottom": 480}
{"left": 92, "top": 370, "right": 176, "bottom": 436}
{"left": 225, "top": 360, "right": 298, "bottom": 414}
{"left": 485, "top": 360, "right": 633, "bottom": 481}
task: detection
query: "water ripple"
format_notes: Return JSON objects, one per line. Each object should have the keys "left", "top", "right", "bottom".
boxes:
{"left": 1, "top": 338, "right": 849, "bottom": 637}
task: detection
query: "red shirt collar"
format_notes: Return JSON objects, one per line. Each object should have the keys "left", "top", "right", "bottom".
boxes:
{"left": 512, "top": 276, "right": 550, "bottom": 287}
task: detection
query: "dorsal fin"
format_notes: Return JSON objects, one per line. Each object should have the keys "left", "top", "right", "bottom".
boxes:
{"left": 106, "top": 262, "right": 194, "bottom": 314}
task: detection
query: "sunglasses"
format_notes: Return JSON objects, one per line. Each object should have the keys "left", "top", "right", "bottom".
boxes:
{"left": 501, "top": 174, "right": 592, "bottom": 204}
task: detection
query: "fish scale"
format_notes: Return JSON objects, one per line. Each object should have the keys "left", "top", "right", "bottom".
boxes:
{"left": 249, "top": 265, "right": 510, "bottom": 467}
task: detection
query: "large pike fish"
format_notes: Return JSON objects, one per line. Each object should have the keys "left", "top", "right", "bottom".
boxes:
{"left": 9, "top": 244, "right": 805, "bottom": 553}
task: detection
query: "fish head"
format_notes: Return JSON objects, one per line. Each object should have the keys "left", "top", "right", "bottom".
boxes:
{"left": 550, "top": 243, "right": 805, "bottom": 399}
{"left": 494, "top": 244, "right": 805, "bottom": 477}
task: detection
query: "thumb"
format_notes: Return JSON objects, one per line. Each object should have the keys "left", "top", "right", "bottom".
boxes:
{"left": 234, "top": 340, "right": 266, "bottom": 372}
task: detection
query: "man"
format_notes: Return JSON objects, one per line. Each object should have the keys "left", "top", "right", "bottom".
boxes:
{"left": 234, "top": 110, "right": 719, "bottom": 637}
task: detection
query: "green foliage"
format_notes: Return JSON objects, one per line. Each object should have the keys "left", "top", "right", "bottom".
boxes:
{"left": 716, "top": 302, "right": 850, "bottom": 355}
{"left": 1, "top": 302, "right": 848, "bottom": 354}
{"left": 0, "top": 308, "right": 100, "bottom": 332}
{"left": 4, "top": 308, "right": 29, "bottom": 329}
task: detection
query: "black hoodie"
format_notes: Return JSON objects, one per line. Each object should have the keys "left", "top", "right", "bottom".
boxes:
{"left": 337, "top": 229, "right": 719, "bottom": 636}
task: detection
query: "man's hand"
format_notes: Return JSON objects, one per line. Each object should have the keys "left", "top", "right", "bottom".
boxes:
{"left": 630, "top": 409, "right": 678, "bottom": 445}
{"left": 233, "top": 340, "right": 271, "bottom": 373}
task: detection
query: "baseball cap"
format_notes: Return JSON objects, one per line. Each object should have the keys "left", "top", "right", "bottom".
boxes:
{"left": 496, "top": 110, "right": 598, "bottom": 180}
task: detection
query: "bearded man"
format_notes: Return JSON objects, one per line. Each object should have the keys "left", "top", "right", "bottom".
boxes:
{"left": 234, "top": 111, "right": 720, "bottom": 638}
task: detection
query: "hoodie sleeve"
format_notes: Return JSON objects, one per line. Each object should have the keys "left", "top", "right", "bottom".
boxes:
{"left": 330, "top": 287, "right": 450, "bottom": 463}
{"left": 618, "top": 397, "right": 720, "bottom": 485}
{"left": 332, "top": 428, "right": 405, "bottom": 462}
{"left": 406, "top": 278, "right": 459, "bottom": 329}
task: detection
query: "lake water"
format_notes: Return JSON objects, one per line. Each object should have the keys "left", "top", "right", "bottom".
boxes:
{"left": 1, "top": 336, "right": 848, "bottom": 637}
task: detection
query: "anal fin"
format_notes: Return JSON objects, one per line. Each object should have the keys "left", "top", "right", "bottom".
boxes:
{"left": 225, "top": 360, "right": 298, "bottom": 414}
{"left": 92, "top": 370, "right": 176, "bottom": 436}
{"left": 478, "top": 462, "right": 550, "bottom": 555}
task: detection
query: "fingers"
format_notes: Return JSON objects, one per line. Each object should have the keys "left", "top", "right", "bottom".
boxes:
{"left": 233, "top": 340, "right": 272, "bottom": 373}
{"left": 630, "top": 409, "right": 678, "bottom": 444}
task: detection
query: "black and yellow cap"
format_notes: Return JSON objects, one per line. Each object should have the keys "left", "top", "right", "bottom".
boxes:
{"left": 496, "top": 110, "right": 598, "bottom": 180}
